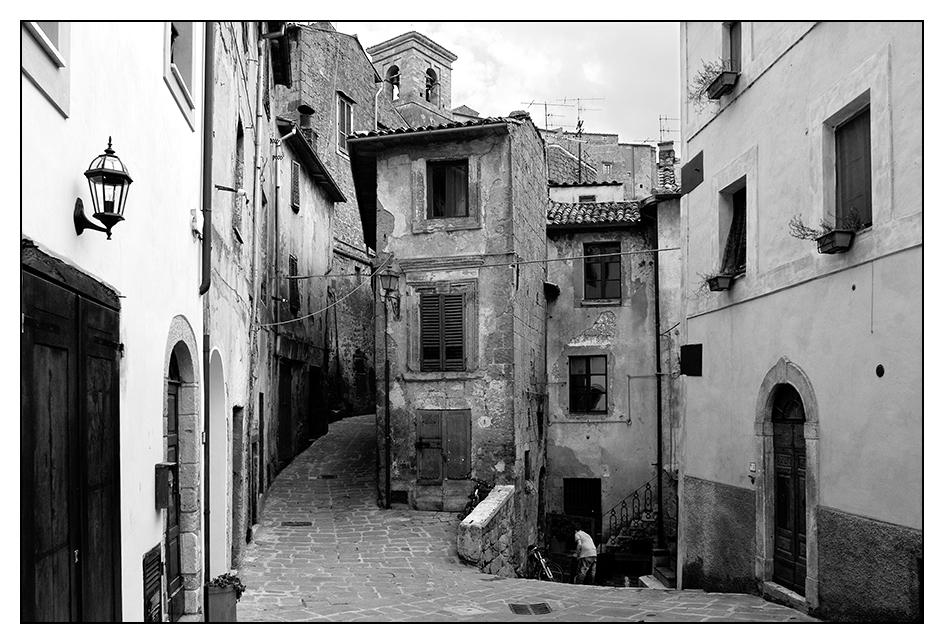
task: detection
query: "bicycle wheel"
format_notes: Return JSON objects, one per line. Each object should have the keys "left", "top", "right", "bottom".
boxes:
{"left": 543, "top": 562, "right": 564, "bottom": 583}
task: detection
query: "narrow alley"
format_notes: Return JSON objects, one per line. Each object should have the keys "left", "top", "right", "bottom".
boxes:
{"left": 235, "top": 416, "right": 817, "bottom": 623}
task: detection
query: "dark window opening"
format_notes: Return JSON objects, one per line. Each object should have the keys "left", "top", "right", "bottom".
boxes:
{"left": 836, "top": 107, "right": 872, "bottom": 228}
{"left": 584, "top": 243, "right": 621, "bottom": 300}
{"left": 386, "top": 65, "right": 400, "bottom": 101}
{"left": 578, "top": 195, "right": 596, "bottom": 203}
{"left": 420, "top": 292, "right": 465, "bottom": 371}
{"left": 427, "top": 160, "right": 469, "bottom": 219}
{"left": 291, "top": 160, "right": 300, "bottom": 212}
{"left": 721, "top": 186, "right": 747, "bottom": 276}
{"left": 337, "top": 94, "right": 353, "bottom": 154}
{"left": 725, "top": 22, "right": 742, "bottom": 72}
{"left": 425, "top": 68, "right": 438, "bottom": 103}
{"left": 569, "top": 355, "right": 607, "bottom": 413}
{"left": 288, "top": 254, "right": 300, "bottom": 313}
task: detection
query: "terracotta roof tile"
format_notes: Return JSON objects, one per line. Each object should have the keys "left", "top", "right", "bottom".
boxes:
{"left": 547, "top": 201, "right": 641, "bottom": 227}
{"left": 350, "top": 116, "right": 519, "bottom": 140}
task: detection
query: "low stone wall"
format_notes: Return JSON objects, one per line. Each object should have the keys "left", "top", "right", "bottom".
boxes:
{"left": 457, "top": 485, "right": 517, "bottom": 576}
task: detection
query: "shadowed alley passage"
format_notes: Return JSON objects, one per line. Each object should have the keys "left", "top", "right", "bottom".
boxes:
{"left": 235, "top": 415, "right": 818, "bottom": 623}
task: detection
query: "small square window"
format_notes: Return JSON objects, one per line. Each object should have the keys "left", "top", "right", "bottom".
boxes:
{"left": 570, "top": 356, "right": 607, "bottom": 413}
{"left": 584, "top": 243, "right": 621, "bottom": 300}
{"left": 578, "top": 195, "right": 597, "bottom": 203}
{"left": 427, "top": 160, "right": 469, "bottom": 219}
{"left": 337, "top": 94, "right": 354, "bottom": 155}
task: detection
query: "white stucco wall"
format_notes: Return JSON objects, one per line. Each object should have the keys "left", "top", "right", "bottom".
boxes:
{"left": 22, "top": 22, "right": 206, "bottom": 620}
{"left": 678, "top": 22, "right": 922, "bottom": 530}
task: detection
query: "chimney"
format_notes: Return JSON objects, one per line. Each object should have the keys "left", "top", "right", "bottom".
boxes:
{"left": 298, "top": 103, "right": 317, "bottom": 147}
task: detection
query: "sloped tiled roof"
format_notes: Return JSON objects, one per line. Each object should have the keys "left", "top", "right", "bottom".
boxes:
{"left": 547, "top": 201, "right": 642, "bottom": 228}
{"left": 656, "top": 165, "right": 680, "bottom": 193}
{"left": 548, "top": 180, "right": 620, "bottom": 188}
{"left": 349, "top": 116, "right": 518, "bottom": 140}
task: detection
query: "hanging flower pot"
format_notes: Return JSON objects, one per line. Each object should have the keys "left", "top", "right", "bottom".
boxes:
{"left": 816, "top": 229, "right": 856, "bottom": 254}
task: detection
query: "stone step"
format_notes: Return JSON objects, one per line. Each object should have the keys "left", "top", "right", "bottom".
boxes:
{"left": 654, "top": 564, "right": 676, "bottom": 589}
{"left": 638, "top": 574, "right": 668, "bottom": 589}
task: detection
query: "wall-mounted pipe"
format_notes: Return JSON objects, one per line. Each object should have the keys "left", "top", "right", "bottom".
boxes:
{"left": 200, "top": 20, "right": 215, "bottom": 623}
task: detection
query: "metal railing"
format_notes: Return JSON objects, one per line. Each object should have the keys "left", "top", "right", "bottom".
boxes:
{"left": 604, "top": 475, "right": 657, "bottom": 542}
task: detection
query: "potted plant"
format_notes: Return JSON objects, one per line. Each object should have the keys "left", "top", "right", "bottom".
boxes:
{"left": 687, "top": 59, "right": 740, "bottom": 110}
{"left": 207, "top": 572, "right": 246, "bottom": 622}
{"left": 788, "top": 211, "right": 863, "bottom": 254}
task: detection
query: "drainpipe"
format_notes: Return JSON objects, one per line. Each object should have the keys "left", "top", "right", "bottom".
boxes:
{"left": 199, "top": 20, "right": 215, "bottom": 622}
{"left": 653, "top": 229, "right": 665, "bottom": 550}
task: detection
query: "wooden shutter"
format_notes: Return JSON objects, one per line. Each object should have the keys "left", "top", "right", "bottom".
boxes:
{"left": 442, "top": 293, "right": 465, "bottom": 371}
{"left": 288, "top": 255, "right": 299, "bottom": 313}
{"left": 416, "top": 410, "right": 443, "bottom": 484}
{"left": 837, "top": 108, "right": 872, "bottom": 227}
{"left": 291, "top": 161, "right": 300, "bottom": 212}
{"left": 143, "top": 545, "right": 162, "bottom": 623}
{"left": 444, "top": 410, "right": 471, "bottom": 479}
{"left": 420, "top": 294, "right": 441, "bottom": 371}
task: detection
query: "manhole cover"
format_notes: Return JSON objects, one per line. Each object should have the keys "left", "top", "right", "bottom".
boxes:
{"left": 509, "top": 603, "right": 552, "bottom": 615}
{"left": 281, "top": 521, "right": 312, "bottom": 526}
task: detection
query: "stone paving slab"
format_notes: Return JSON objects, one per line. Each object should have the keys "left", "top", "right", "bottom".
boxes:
{"left": 235, "top": 415, "right": 817, "bottom": 623}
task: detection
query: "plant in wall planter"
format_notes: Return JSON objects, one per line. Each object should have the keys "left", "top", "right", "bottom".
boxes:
{"left": 207, "top": 572, "right": 246, "bottom": 622}
{"left": 705, "top": 273, "right": 736, "bottom": 292}
{"left": 789, "top": 211, "right": 864, "bottom": 254}
{"left": 687, "top": 59, "right": 740, "bottom": 111}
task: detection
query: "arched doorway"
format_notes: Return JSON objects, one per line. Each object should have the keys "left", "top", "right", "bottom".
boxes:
{"left": 754, "top": 357, "right": 820, "bottom": 610}
{"left": 772, "top": 384, "right": 806, "bottom": 595}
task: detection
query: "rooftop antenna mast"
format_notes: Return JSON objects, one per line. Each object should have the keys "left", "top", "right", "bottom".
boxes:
{"left": 659, "top": 114, "right": 680, "bottom": 142}
{"left": 557, "top": 97, "right": 603, "bottom": 183}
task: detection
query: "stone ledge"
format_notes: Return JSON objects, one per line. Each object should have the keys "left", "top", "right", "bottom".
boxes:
{"left": 762, "top": 581, "right": 807, "bottom": 612}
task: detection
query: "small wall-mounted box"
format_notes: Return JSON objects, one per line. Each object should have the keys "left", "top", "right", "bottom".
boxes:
{"left": 155, "top": 462, "right": 176, "bottom": 509}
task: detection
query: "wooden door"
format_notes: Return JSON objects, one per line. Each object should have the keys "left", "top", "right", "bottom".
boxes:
{"left": 416, "top": 411, "right": 443, "bottom": 484}
{"left": 772, "top": 385, "right": 807, "bottom": 595}
{"left": 21, "top": 270, "right": 121, "bottom": 622}
{"left": 443, "top": 410, "right": 471, "bottom": 480}
{"left": 165, "top": 362, "right": 184, "bottom": 622}
{"left": 564, "top": 478, "right": 602, "bottom": 542}
{"left": 277, "top": 361, "right": 293, "bottom": 466}
{"left": 309, "top": 365, "right": 327, "bottom": 439}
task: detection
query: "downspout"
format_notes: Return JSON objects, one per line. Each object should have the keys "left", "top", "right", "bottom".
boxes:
{"left": 199, "top": 20, "right": 215, "bottom": 622}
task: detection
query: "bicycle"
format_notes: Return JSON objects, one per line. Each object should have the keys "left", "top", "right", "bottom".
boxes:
{"left": 526, "top": 545, "right": 564, "bottom": 583}
{"left": 457, "top": 478, "right": 492, "bottom": 521}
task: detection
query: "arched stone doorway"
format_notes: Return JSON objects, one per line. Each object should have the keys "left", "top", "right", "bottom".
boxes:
{"left": 754, "top": 357, "right": 820, "bottom": 611}
{"left": 163, "top": 316, "right": 201, "bottom": 619}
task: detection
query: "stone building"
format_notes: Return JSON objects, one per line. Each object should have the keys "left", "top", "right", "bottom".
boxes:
{"left": 348, "top": 112, "right": 548, "bottom": 566}
{"left": 677, "top": 21, "right": 922, "bottom": 621}
{"left": 543, "top": 152, "right": 681, "bottom": 583}
{"left": 543, "top": 128, "right": 657, "bottom": 200}
{"left": 272, "top": 23, "right": 408, "bottom": 418}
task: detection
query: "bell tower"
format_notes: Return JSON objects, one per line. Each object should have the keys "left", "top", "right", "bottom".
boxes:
{"left": 366, "top": 31, "right": 458, "bottom": 128}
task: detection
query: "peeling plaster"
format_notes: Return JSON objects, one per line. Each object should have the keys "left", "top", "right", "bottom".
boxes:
{"left": 568, "top": 310, "right": 617, "bottom": 347}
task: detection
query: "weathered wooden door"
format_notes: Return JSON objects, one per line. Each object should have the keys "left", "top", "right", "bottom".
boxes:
{"left": 772, "top": 385, "right": 807, "bottom": 595}
{"left": 165, "top": 358, "right": 184, "bottom": 622}
{"left": 416, "top": 410, "right": 471, "bottom": 484}
{"left": 416, "top": 411, "right": 443, "bottom": 484}
{"left": 21, "top": 268, "right": 121, "bottom": 622}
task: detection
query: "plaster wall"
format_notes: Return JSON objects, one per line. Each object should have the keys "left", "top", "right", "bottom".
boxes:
{"left": 549, "top": 184, "right": 623, "bottom": 203}
{"left": 21, "top": 22, "right": 206, "bottom": 620}
{"left": 545, "top": 225, "right": 659, "bottom": 533}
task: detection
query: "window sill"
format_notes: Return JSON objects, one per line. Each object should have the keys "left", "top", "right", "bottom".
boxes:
{"left": 412, "top": 217, "right": 482, "bottom": 234}
{"left": 581, "top": 299, "right": 621, "bottom": 307}
{"left": 402, "top": 371, "right": 483, "bottom": 382}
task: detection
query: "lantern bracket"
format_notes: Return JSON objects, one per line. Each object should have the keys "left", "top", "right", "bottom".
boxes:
{"left": 74, "top": 197, "right": 110, "bottom": 238}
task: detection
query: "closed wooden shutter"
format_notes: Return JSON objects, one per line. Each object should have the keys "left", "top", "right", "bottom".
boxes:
{"left": 420, "top": 293, "right": 465, "bottom": 372}
{"left": 416, "top": 410, "right": 443, "bottom": 484}
{"left": 444, "top": 410, "right": 471, "bottom": 479}
{"left": 143, "top": 545, "right": 162, "bottom": 623}
{"left": 291, "top": 161, "right": 300, "bottom": 212}
{"left": 837, "top": 108, "right": 872, "bottom": 227}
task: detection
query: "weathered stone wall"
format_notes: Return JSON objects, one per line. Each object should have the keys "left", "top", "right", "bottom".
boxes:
{"left": 547, "top": 144, "right": 597, "bottom": 184}
{"left": 815, "top": 506, "right": 922, "bottom": 622}
{"left": 457, "top": 485, "right": 517, "bottom": 576}
{"left": 680, "top": 475, "right": 756, "bottom": 593}
{"left": 544, "top": 130, "right": 655, "bottom": 200}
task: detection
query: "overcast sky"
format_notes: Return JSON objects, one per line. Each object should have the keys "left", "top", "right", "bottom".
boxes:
{"left": 336, "top": 22, "right": 681, "bottom": 145}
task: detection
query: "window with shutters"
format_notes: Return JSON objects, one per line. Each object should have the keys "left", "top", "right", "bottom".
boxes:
{"left": 584, "top": 242, "right": 621, "bottom": 300}
{"left": 569, "top": 355, "right": 607, "bottom": 413}
{"left": 835, "top": 107, "right": 872, "bottom": 228}
{"left": 719, "top": 180, "right": 747, "bottom": 276}
{"left": 288, "top": 254, "right": 300, "bottom": 313}
{"left": 427, "top": 159, "right": 469, "bottom": 219}
{"left": 291, "top": 160, "right": 300, "bottom": 212}
{"left": 420, "top": 292, "right": 465, "bottom": 371}
{"left": 337, "top": 93, "right": 354, "bottom": 155}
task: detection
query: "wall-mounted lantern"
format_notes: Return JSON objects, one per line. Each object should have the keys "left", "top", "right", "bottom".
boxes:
{"left": 379, "top": 267, "right": 400, "bottom": 319}
{"left": 75, "top": 137, "right": 133, "bottom": 239}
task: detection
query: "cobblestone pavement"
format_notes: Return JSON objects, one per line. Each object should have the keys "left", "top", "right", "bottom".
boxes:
{"left": 235, "top": 415, "right": 818, "bottom": 623}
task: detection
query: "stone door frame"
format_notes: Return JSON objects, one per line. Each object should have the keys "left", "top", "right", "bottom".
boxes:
{"left": 753, "top": 357, "right": 819, "bottom": 612}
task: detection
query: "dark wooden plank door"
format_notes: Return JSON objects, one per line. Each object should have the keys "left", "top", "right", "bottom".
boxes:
{"left": 21, "top": 271, "right": 121, "bottom": 622}
{"left": 773, "top": 420, "right": 807, "bottom": 594}
{"left": 416, "top": 411, "right": 443, "bottom": 484}
{"left": 443, "top": 410, "right": 471, "bottom": 480}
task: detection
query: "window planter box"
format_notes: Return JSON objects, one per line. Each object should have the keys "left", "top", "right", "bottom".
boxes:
{"left": 207, "top": 585, "right": 238, "bottom": 622}
{"left": 706, "top": 274, "right": 736, "bottom": 292}
{"left": 706, "top": 71, "right": 739, "bottom": 100}
{"left": 816, "top": 229, "right": 856, "bottom": 254}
